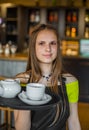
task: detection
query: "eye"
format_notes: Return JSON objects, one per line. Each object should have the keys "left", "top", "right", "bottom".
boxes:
{"left": 50, "top": 41, "right": 57, "bottom": 45}
{"left": 38, "top": 41, "right": 45, "bottom": 45}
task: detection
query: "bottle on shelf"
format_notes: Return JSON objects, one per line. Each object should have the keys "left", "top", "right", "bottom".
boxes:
{"left": 48, "top": 12, "right": 54, "bottom": 22}
{"left": 35, "top": 11, "right": 40, "bottom": 22}
{"left": 53, "top": 11, "right": 58, "bottom": 22}
{"left": 71, "top": 27, "right": 76, "bottom": 37}
{"left": 30, "top": 12, "right": 35, "bottom": 22}
{"left": 66, "top": 12, "right": 71, "bottom": 22}
{"left": 85, "top": 27, "right": 89, "bottom": 38}
{"left": 4, "top": 44, "right": 10, "bottom": 55}
{"left": 85, "top": 13, "right": 89, "bottom": 22}
{"left": 66, "top": 26, "right": 71, "bottom": 37}
{"left": 0, "top": 43, "right": 3, "bottom": 54}
{"left": 72, "top": 11, "right": 77, "bottom": 22}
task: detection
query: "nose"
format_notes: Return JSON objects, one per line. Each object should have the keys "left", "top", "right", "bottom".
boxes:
{"left": 45, "top": 44, "right": 51, "bottom": 51}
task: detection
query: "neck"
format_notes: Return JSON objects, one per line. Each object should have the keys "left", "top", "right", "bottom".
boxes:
{"left": 39, "top": 63, "right": 52, "bottom": 76}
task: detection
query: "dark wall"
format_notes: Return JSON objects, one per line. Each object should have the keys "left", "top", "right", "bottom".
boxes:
{"left": 63, "top": 56, "right": 89, "bottom": 102}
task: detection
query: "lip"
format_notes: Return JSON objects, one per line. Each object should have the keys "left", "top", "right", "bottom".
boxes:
{"left": 43, "top": 54, "right": 52, "bottom": 58}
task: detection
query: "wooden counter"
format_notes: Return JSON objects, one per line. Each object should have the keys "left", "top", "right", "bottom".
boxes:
{"left": 0, "top": 53, "right": 28, "bottom": 61}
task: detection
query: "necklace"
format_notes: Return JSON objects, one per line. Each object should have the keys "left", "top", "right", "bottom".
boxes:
{"left": 42, "top": 73, "right": 52, "bottom": 81}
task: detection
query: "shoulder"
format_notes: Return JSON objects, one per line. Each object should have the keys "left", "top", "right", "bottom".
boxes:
{"left": 62, "top": 73, "right": 79, "bottom": 103}
{"left": 15, "top": 70, "right": 31, "bottom": 84}
{"left": 62, "top": 73, "right": 77, "bottom": 84}
{"left": 16, "top": 70, "right": 31, "bottom": 78}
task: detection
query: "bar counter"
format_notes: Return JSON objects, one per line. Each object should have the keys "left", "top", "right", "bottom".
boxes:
{"left": 0, "top": 52, "right": 89, "bottom": 61}
{"left": 0, "top": 53, "right": 28, "bottom": 78}
{"left": 0, "top": 53, "right": 28, "bottom": 61}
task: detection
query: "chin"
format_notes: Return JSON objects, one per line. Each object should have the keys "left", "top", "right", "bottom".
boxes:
{"left": 38, "top": 58, "right": 55, "bottom": 64}
{"left": 41, "top": 60, "right": 53, "bottom": 64}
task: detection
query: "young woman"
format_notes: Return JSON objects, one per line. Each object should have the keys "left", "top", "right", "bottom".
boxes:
{"left": 14, "top": 24, "right": 81, "bottom": 130}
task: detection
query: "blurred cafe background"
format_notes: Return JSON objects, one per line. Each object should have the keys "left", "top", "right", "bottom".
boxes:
{"left": 0, "top": 0, "right": 89, "bottom": 130}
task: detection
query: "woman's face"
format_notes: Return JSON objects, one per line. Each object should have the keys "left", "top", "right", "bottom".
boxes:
{"left": 35, "top": 29, "right": 58, "bottom": 65}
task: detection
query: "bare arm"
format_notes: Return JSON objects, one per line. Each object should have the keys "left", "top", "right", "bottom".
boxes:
{"left": 14, "top": 71, "right": 31, "bottom": 130}
{"left": 14, "top": 110, "right": 31, "bottom": 130}
{"left": 68, "top": 103, "right": 81, "bottom": 130}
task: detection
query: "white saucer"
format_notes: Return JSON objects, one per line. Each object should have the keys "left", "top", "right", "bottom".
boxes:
{"left": 18, "top": 91, "right": 52, "bottom": 105}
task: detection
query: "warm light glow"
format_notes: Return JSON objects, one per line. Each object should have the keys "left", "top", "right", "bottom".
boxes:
{"left": 0, "top": 3, "right": 14, "bottom": 7}
{"left": 72, "top": 27, "right": 76, "bottom": 32}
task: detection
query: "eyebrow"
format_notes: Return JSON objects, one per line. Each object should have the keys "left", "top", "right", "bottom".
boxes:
{"left": 36, "top": 40, "right": 57, "bottom": 42}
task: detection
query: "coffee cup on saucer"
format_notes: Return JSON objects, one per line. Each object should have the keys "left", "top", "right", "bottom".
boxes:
{"left": 26, "top": 83, "right": 45, "bottom": 101}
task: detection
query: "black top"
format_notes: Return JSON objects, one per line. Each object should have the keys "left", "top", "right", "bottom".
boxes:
{"left": 31, "top": 79, "right": 70, "bottom": 130}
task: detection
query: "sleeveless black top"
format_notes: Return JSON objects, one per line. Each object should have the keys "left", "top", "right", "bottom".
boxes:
{"left": 30, "top": 78, "right": 69, "bottom": 130}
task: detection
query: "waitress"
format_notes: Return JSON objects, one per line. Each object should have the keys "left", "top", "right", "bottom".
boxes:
{"left": 14, "top": 24, "right": 81, "bottom": 130}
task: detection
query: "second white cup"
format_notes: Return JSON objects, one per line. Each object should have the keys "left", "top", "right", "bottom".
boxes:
{"left": 26, "top": 83, "right": 45, "bottom": 100}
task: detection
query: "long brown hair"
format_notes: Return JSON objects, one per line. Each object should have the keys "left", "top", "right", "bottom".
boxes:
{"left": 26, "top": 24, "right": 63, "bottom": 93}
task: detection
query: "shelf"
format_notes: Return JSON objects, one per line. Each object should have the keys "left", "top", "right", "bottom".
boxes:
{"left": 1, "top": 6, "right": 89, "bottom": 52}
{"left": 6, "top": 7, "right": 17, "bottom": 18}
{"left": 28, "top": 8, "right": 40, "bottom": 23}
{"left": 65, "top": 8, "right": 79, "bottom": 38}
{"left": 46, "top": 8, "right": 59, "bottom": 29}
{"left": 6, "top": 18, "right": 17, "bottom": 21}
{"left": 5, "top": 7, "right": 18, "bottom": 44}
{"left": 84, "top": 9, "right": 89, "bottom": 38}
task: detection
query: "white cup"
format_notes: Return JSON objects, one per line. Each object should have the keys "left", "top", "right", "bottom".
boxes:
{"left": 26, "top": 83, "right": 45, "bottom": 100}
